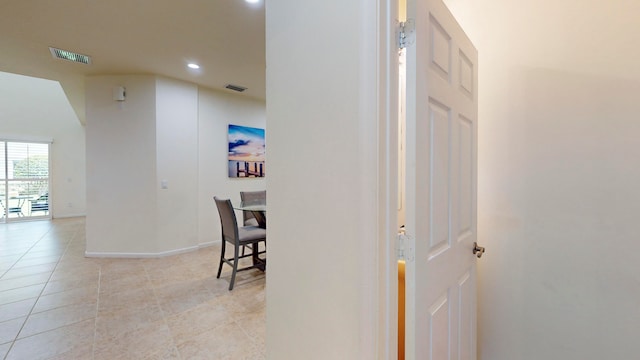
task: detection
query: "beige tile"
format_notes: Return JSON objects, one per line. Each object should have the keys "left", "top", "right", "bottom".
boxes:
{"left": 99, "top": 272, "right": 151, "bottom": 295}
{"left": 49, "top": 264, "right": 100, "bottom": 282}
{"left": 26, "top": 244, "right": 67, "bottom": 254}
{"left": 0, "top": 342, "right": 11, "bottom": 359}
{"left": 1, "top": 263, "right": 56, "bottom": 280}
{"left": 177, "top": 321, "right": 264, "bottom": 360}
{"left": 97, "top": 286, "right": 157, "bottom": 313}
{"left": 20, "top": 248, "right": 65, "bottom": 259}
{"left": 41, "top": 276, "right": 98, "bottom": 296}
{"left": 141, "top": 346, "right": 181, "bottom": 359}
{"left": 226, "top": 280, "right": 266, "bottom": 314}
{"left": 166, "top": 298, "right": 234, "bottom": 345}
{"left": 154, "top": 280, "right": 214, "bottom": 316}
{"left": 18, "top": 302, "right": 96, "bottom": 338}
{"left": 0, "top": 317, "right": 25, "bottom": 344}
{"left": 0, "top": 256, "right": 20, "bottom": 268}
{"left": 1, "top": 218, "right": 266, "bottom": 360}
{"left": 0, "top": 298, "right": 37, "bottom": 322}
{"left": 0, "top": 283, "right": 44, "bottom": 306}
{"left": 95, "top": 302, "right": 164, "bottom": 342}
{"left": 147, "top": 267, "right": 200, "bottom": 288}
{"left": 99, "top": 260, "right": 147, "bottom": 280}
{"left": 94, "top": 321, "right": 175, "bottom": 360}
{"left": 236, "top": 311, "right": 267, "bottom": 354}
{"left": 0, "top": 272, "right": 51, "bottom": 292}
{"left": 45, "top": 344, "right": 94, "bottom": 360}
{"left": 213, "top": 270, "right": 265, "bottom": 296}
{"left": 0, "top": 250, "right": 29, "bottom": 259}
{"left": 5, "top": 318, "right": 95, "bottom": 360}
{"left": 32, "top": 284, "right": 98, "bottom": 313}
{"left": 11, "top": 255, "right": 60, "bottom": 269}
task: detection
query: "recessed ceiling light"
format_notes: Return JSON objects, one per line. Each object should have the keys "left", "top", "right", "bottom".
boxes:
{"left": 187, "top": 63, "right": 200, "bottom": 69}
{"left": 245, "top": 0, "right": 260, "bottom": 3}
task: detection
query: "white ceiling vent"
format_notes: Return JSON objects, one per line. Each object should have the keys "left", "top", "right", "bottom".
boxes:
{"left": 224, "top": 84, "right": 247, "bottom": 92}
{"left": 49, "top": 47, "right": 92, "bottom": 65}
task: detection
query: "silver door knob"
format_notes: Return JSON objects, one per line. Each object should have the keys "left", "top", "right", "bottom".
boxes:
{"left": 473, "top": 242, "right": 485, "bottom": 258}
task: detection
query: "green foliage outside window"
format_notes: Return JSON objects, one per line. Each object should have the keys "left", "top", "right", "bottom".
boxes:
{"left": 13, "top": 155, "right": 49, "bottom": 178}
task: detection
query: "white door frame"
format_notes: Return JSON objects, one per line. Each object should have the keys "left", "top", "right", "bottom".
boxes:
{"left": 376, "top": 0, "right": 401, "bottom": 358}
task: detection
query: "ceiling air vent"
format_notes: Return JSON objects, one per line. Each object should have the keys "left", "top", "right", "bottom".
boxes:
{"left": 225, "top": 84, "right": 247, "bottom": 92}
{"left": 49, "top": 47, "right": 92, "bottom": 65}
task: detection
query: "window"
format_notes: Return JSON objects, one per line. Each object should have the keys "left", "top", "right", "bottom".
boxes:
{"left": 0, "top": 141, "right": 50, "bottom": 221}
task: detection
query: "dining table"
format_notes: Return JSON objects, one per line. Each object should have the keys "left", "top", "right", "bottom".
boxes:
{"left": 234, "top": 202, "right": 267, "bottom": 229}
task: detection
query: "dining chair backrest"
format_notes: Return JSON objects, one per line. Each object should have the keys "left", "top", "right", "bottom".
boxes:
{"left": 214, "top": 197, "right": 239, "bottom": 243}
{"left": 240, "top": 190, "right": 266, "bottom": 226}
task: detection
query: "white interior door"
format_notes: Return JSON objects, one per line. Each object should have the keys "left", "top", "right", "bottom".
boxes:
{"left": 403, "top": 0, "right": 479, "bottom": 358}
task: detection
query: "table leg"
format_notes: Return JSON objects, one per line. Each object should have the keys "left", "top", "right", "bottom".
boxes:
{"left": 252, "top": 240, "right": 266, "bottom": 271}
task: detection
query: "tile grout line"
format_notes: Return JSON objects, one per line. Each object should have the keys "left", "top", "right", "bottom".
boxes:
{"left": 91, "top": 264, "right": 101, "bottom": 360}
{"left": 31, "top": 226, "right": 95, "bottom": 356}
{"left": 0, "top": 223, "right": 55, "bottom": 280}
{"left": 142, "top": 261, "right": 183, "bottom": 360}
{"left": 2, "top": 222, "right": 59, "bottom": 360}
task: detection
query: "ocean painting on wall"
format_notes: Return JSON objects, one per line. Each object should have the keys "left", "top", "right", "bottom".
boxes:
{"left": 228, "top": 124, "right": 266, "bottom": 178}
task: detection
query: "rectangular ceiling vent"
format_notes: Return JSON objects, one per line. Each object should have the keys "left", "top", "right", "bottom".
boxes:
{"left": 49, "top": 47, "right": 92, "bottom": 65}
{"left": 224, "top": 84, "right": 247, "bottom": 92}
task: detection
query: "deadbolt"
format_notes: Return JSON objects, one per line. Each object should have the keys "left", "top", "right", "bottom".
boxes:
{"left": 473, "top": 242, "right": 485, "bottom": 258}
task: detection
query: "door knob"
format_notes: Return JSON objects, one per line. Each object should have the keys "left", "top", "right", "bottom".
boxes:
{"left": 473, "top": 242, "right": 485, "bottom": 258}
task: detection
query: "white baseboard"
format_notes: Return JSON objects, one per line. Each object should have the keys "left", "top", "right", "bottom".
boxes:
{"left": 53, "top": 213, "right": 86, "bottom": 219}
{"left": 198, "top": 240, "right": 220, "bottom": 248}
{"left": 85, "top": 240, "right": 222, "bottom": 258}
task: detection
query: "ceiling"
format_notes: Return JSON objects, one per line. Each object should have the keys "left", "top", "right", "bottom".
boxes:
{"left": 0, "top": 0, "right": 265, "bottom": 124}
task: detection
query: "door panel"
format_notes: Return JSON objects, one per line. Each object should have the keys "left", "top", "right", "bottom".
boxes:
{"left": 404, "top": 0, "right": 478, "bottom": 359}
{"left": 457, "top": 116, "right": 473, "bottom": 237}
{"left": 428, "top": 99, "right": 451, "bottom": 256}
{"left": 458, "top": 271, "right": 474, "bottom": 360}
{"left": 428, "top": 292, "right": 450, "bottom": 359}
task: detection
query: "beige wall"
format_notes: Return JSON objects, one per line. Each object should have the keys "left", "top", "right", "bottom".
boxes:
{"left": 444, "top": 0, "right": 640, "bottom": 358}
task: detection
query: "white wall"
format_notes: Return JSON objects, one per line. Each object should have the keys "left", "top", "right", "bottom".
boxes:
{"left": 85, "top": 75, "right": 158, "bottom": 254}
{"left": 85, "top": 74, "right": 265, "bottom": 255}
{"left": 197, "top": 88, "right": 266, "bottom": 246}
{"left": 0, "top": 71, "right": 86, "bottom": 218}
{"left": 265, "top": 0, "right": 380, "bottom": 358}
{"left": 156, "top": 78, "right": 199, "bottom": 252}
{"left": 443, "top": 0, "right": 640, "bottom": 359}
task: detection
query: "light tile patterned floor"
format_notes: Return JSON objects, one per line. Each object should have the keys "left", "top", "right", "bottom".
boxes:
{"left": 0, "top": 217, "right": 266, "bottom": 360}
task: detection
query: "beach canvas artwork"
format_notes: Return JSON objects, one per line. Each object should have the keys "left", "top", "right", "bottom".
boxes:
{"left": 228, "top": 124, "right": 266, "bottom": 178}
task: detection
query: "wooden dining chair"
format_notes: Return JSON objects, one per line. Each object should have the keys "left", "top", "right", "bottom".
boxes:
{"left": 213, "top": 196, "right": 266, "bottom": 290}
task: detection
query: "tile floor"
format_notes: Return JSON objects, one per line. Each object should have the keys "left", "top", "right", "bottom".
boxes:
{"left": 0, "top": 217, "right": 266, "bottom": 360}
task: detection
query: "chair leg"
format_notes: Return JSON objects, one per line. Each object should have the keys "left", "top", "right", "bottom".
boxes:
{"left": 216, "top": 240, "right": 226, "bottom": 279}
{"left": 229, "top": 245, "right": 240, "bottom": 291}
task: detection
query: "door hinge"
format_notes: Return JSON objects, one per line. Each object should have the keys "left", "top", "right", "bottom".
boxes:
{"left": 398, "top": 19, "right": 415, "bottom": 50}
{"left": 397, "top": 232, "right": 415, "bottom": 262}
